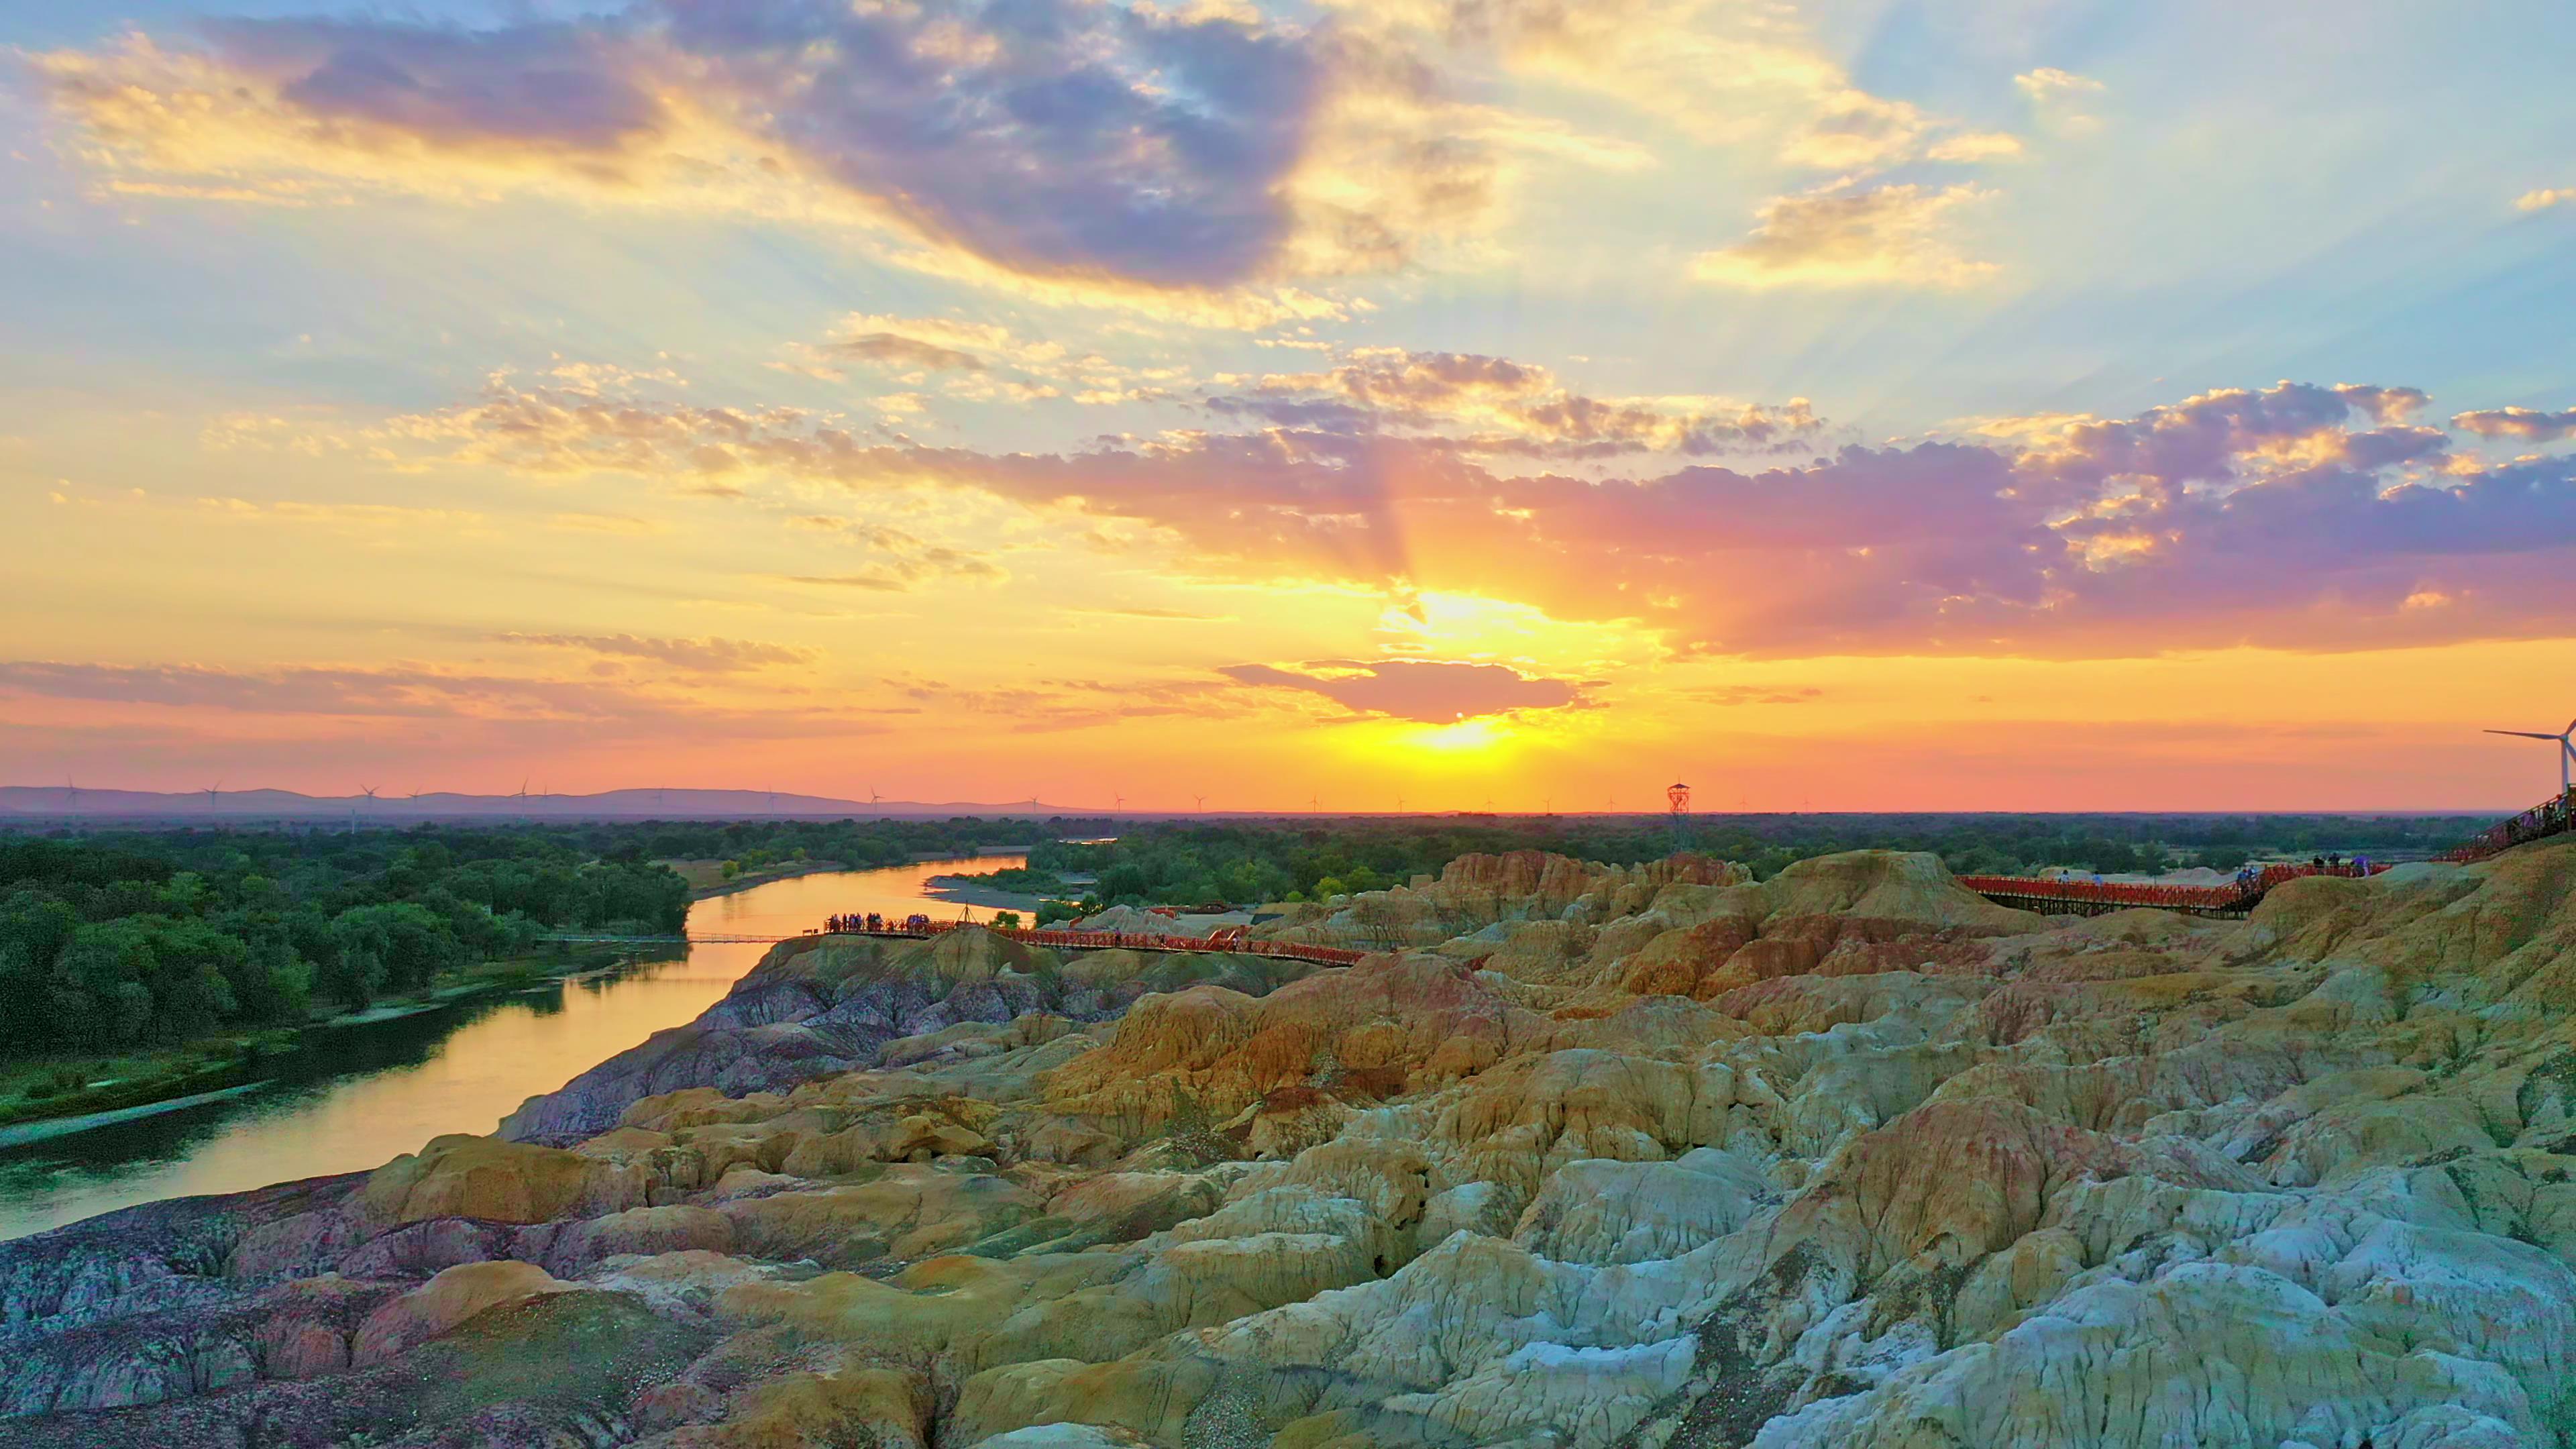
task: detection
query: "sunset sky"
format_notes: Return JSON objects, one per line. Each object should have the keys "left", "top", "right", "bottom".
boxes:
{"left": 7, "top": 0, "right": 2576, "bottom": 812}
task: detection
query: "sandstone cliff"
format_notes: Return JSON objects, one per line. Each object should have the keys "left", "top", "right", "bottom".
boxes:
{"left": 8, "top": 845, "right": 2576, "bottom": 1448}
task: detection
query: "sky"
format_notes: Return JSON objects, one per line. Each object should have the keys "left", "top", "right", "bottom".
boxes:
{"left": 5, "top": 0, "right": 2575, "bottom": 813}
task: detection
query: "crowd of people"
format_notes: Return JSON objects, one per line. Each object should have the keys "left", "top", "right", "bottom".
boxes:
{"left": 2226, "top": 853, "right": 2375, "bottom": 895}
{"left": 824, "top": 911, "right": 930, "bottom": 933}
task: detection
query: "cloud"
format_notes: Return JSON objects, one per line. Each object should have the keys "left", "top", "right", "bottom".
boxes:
{"left": 1694, "top": 183, "right": 1998, "bottom": 288}
{"left": 0, "top": 660, "right": 892, "bottom": 767}
{"left": 777, "top": 516, "right": 1006, "bottom": 590}
{"left": 1201, "top": 347, "right": 1825, "bottom": 460}
{"left": 2453, "top": 405, "right": 2576, "bottom": 441}
{"left": 1070, "top": 606, "right": 1234, "bottom": 622}
{"left": 546, "top": 511, "right": 671, "bottom": 535}
{"left": 1220, "top": 658, "right": 1585, "bottom": 721}
{"left": 229, "top": 18, "right": 661, "bottom": 152}
{"left": 885, "top": 671, "right": 1240, "bottom": 733}
{"left": 2515, "top": 187, "right": 2573, "bottom": 212}
{"left": 1692, "top": 684, "right": 1823, "bottom": 705}
{"left": 1397, "top": 0, "right": 2015, "bottom": 173}
{"left": 492, "top": 632, "right": 817, "bottom": 672}
{"left": 2015, "top": 68, "right": 2104, "bottom": 101}
{"left": 0, "top": 659, "right": 777, "bottom": 723}
{"left": 2015, "top": 66, "right": 2104, "bottom": 136}
{"left": 193, "top": 496, "right": 484, "bottom": 529}
{"left": 829, "top": 335, "right": 988, "bottom": 374}
{"left": 325, "top": 371, "right": 2576, "bottom": 658}
{"left": 791, "top": 313, "right": 1187, "bottom": 407}
{"left": 2006, "top": 382, "right": 2436, "bottom": 500}
{"left": 32, "top": 1, "right": 1497, "bottom": 305}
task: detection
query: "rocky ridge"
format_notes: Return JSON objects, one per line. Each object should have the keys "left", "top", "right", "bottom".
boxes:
{"left": 5, "top": 845, "right": 2576, "bottom": 1446}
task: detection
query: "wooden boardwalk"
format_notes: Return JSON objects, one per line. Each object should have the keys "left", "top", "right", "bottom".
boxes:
{"left": 1962, "top": 788, "right": 2574, "bottom": 918}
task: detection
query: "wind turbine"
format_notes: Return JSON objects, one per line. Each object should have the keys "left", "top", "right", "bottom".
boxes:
{"left": 62, "top": 775, "right": 78, "bottom": 811}
{"left": 1309, "top": 791, "right": 1320, "bottom": 814}
{"left": 1113, "top": 792, "right": 1125, "bottom": 811}
{"left": 2486, "top": 718, "right": 2576, "bottom": 794}
{"left": 356, "top": 784, "right": 378, "bottom": 833}
{"left": 1193, "top": 793, "right": 1208, "bottom": 813}
{"left": 205, "top": 780, "right": 223, "bottom": 812}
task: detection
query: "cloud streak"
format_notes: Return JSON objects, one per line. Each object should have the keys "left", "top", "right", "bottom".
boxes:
{"left": 2453, "top": 405, "right": 2576, "bottom": 442}
{"left": 1221, "top": 659, "right": 1587, "bottom": 722}
{"left": 1201, "top": 348, "right": 1825, "bottom": 460}
{"left": 335, "top": 372, "right": 2576, "bottom": 659}
{"left": 1695, "top": 183, "right": 1998, "bottom": 288}
{"left": 492, "top": 632, "right": 817, "bottom": 672}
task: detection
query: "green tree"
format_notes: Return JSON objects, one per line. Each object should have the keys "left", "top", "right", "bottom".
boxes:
{"left": 50, "top": 924, "right": 156, "bottom": 1047}
{"left": 329, "top": 903, "right": 466, "bottom": 1000}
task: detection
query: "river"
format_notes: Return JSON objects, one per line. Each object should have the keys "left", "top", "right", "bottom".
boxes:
{"left": 0, "top": 855, "right": 1026, "bottom": 1241}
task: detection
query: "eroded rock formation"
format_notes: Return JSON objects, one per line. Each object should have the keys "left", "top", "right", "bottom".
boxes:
{"left": 10, "top": 845, "right": 2576, "bottom": 1447}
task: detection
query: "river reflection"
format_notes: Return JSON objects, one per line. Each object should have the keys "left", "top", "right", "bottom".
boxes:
{"left": 0, "top": 855, "right": 1023, "bottom": 1240}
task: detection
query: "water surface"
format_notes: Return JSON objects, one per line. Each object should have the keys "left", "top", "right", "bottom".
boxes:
{"left": 0, "top": 855, "right": 1022, "bottom": 1240}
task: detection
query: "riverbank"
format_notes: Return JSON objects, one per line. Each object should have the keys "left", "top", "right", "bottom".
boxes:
{"left": 663, "top": 857, "right": 849, "bottom": 900}
{"left": 0, "top": 942, "right": 641, "bottom": 1137}
{"left": 922, "top": 874, "right": 1050, "bottom": 912}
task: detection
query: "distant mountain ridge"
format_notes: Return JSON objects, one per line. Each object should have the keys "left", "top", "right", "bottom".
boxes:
{"left": 0, "top": 786, "right": 1098, "bottom": 822}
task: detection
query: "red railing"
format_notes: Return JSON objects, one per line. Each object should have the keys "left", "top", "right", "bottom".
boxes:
{"left": 822, "top": 918, "right": 1368, "bottom": 967}
{"left": 1964, "top": 790, "right": 2576, "bottom": 916}
{"left": 2436, "top": 790, "right": 2576, "bottom": 865}
{"left": 1956, "top": 860, "right": 2378, "bottom": 915}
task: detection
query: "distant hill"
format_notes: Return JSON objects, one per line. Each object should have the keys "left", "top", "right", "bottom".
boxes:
{"left": 0, "top": 786, "right": 1099, "bottom": 822}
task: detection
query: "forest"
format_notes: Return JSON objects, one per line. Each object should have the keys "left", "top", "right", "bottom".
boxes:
{"left": 0, "top": 829, "right": 688, "bottom": 1053}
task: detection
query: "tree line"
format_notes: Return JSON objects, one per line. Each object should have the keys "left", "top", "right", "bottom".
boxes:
{"left": 0, "top": 829, "right": 688, "bottom": 1053}
{"left": 997, "top": 810, "right": 2496, "bottom": 911}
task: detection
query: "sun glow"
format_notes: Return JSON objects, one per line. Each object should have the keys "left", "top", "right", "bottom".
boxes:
{"left": 1401, "top": 716, "right": 1514, "bottom": 755}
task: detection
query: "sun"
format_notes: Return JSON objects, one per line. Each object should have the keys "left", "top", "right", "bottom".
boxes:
{"left": 1403, "top": 716, "right": 1513, "bottom": 755}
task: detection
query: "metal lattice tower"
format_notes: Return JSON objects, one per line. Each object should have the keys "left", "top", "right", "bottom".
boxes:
{"left": 1666, "top": 782, "right": 1691, "bottom": 850}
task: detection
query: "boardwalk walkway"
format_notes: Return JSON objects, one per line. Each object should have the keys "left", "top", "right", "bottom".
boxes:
{"left": 1963, "top": 788, "right": 2575, "bottom": 918}
{"left": 537, "top": 924, "right": 1368, "bottom": 963}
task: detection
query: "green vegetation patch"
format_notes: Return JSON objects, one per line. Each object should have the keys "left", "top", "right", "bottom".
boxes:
{"left": 400, "top": 1289, "right": 712, "bottom": 1426}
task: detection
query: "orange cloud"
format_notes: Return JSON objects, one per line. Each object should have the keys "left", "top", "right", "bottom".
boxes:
{"left": 1694, "top": 183, "right": 2000, "bottom": 288}
{"left": 1221, "top": 658, "right": 1590, "bottom": 721}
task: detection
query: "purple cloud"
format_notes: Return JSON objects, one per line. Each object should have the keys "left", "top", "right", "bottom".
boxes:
{"left": 2453, "top": 405, "right": 2576, "bottom": 442}
{"left": 378, "top": 373, "right": 2576, "bottom": 657}
{"left": 661, "top": 0, "right": 1326, "bottom": 286}
{"left": 205, "top": 17, "right": 665, "bottom": 153}
{"left": 45, "top": 1, "right": 1363, "bottom": 290}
